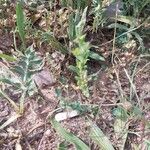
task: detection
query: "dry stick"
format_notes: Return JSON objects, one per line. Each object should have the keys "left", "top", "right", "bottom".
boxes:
{"left": 101, "top": 103, "right": 124, "bottom": 107}
{"left": 13, "top": 29, "right": 18, "bottom": 52}
{"left": 111, "top": 3, "right": 119, "bottom": 64}
{"left": 124, "top": 69, "right": 141, "bottom": 108}
{"left": 53, "top": 0, "right": 57, "bottom": 37}
{"left": 136, "top": 61, "right": 150, "bottom": 75}
{"left": 114, "top": 69, "right": 125, "bottom": 102}
{"left": 129, "top": 56, "right": 141, "bottom": 101}
{"left": 111, "top": 4, "right": 126, "bottom": 102}
{"left": 128, "top": 54, "right": 150, "bottom": 72}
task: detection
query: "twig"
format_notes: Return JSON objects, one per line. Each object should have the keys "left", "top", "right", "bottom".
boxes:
{"left": 111, "top": 3, "right": 118, "bottom": 64}
{"left": 124, "top": 69, "right": 141, "bottom": 108}
{"left": 114, "top": 69, "right": 125, "bottom": 101}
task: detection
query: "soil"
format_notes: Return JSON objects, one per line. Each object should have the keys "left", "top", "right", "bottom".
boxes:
{"left": 0, "top": 2, "right": 150, "bottom": 150}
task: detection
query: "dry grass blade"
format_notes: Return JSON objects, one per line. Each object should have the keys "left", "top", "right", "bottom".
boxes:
{"left": 124, "top": 68, "right": 141, "bottom": 108}
{"left": 0, "top": 113, "right": 21, "bottom": 130}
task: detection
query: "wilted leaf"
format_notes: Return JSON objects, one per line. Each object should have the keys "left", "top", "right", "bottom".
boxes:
{"left": 114, "top": 118, "right": 129, "bottom": 150}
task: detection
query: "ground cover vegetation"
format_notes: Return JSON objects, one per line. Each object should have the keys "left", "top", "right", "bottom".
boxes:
{"left": 0, "top": 0, "right": 150, "bottom": 149}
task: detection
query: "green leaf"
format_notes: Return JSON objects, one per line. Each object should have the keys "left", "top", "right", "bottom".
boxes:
{"left": 89, "top": 51, "right": 105, "bottom": 61}
{"left": 76, "top": 7, "right": 88, "bottom": 36}
{"left": 68, "top": 65, "right": 78, "bottom": 73}
{"left": 12, "top": 65, "right": 25, "bottom": 78}
{"left": 18, "top": 59, "right": 27, "bottom": 69}
{"left": 29, "top": 59, "right": 43, "bottom": 65}
{"left": 132, "top": 106, "right": 143, "bottom": 117}
{"left": 117, "top": 15, "right": 137, "bottom": 27}
{"left": 16, "top": 1, "right": 25, "bottom": 45}
{"left": 0, "top": 46, "right": 43, "bottom": 114}
{"left": 57, "top": 142, "right": 68, "bottom": 150}
{"left": 1, "top": 78, "right": 15, "bottom": 85}
{"left": 1, "top": 78, "right": 21, "bottom": 89}
{"left": 68, "top": 12, "right": 76, "bottom": 41}
{"left": 132, "top": 32, "right": 144, "bottom": 51}
{"left": 0, "top": 53, "right": 16, "bottom": 61}
{"left": 112, "top": 107, "right": 128, "bottom": 121}
{"left": 88, "top": 119, "right": 115, "bottom": 150}
{"left": 51, "top": 119, "right": 90, "bottom": 150}
{"left": 60, "top": 0, "right": 67, "bottom": 7}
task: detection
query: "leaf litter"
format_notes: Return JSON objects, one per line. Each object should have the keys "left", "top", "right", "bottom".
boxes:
{"left": 0, "top": 1, "right": 150, "bottom": 150}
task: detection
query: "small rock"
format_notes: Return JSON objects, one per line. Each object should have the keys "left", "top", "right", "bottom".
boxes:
{"left": 34, "top": 69, "right": 56, "bottom": 88}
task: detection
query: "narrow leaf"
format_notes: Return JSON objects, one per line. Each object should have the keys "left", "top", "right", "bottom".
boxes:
{"left": 16, "top": 2, "right": 25, "bottom": 44}
{"left": 76, "top": 7, "right": 88, "bottom": 36}
{"left": 117, "top": 15, "right": 137, "bottom": 26}
{"left": 89, "top": 51, "right": 105, "bottom": 61}
{"left": 51, "top": 119, "right": 90, "bottom": 150}
{"left": 0, "top": 53, "right": 16, "bottom": 61}
{"left": 88, "top": 120, "right": 115, "bottom": 150}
